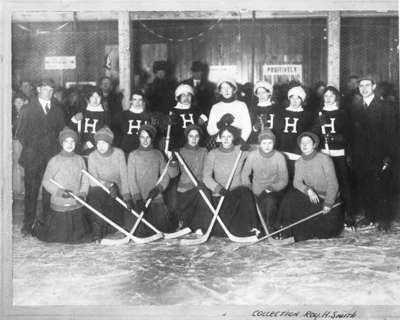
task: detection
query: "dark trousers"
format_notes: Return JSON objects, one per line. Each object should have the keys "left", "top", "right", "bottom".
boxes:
{"left": 332, "top": 156, "right": 355, "bottom": 218}
{"left": 354, "top": 166, "right": 389, "bottom": 223}
{"left": 256, "top": 191, "right": 280, "bottom": 234}
{"left": 23, "top": 164, "right": 46, "bottom": 231}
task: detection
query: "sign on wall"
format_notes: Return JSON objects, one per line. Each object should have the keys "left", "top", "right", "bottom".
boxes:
{"left": 262, "top": 64, "right": 303, "bottom": 84}
{"left": 208, "top": 65, "right": 239, "bottom": 84}
{"left": 44, "top": 56, "right": 76, "bottom": 70}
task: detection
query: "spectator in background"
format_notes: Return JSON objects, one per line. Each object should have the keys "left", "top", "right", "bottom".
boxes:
{"left": 18, "top": 80, "right": 35, "bottom": 102}
{"left": 307, "top": 81, "right": 326, "bottom": 113}
{"left": 181, "top": 61, "right": 216, "bottom": 118}
{"left": 146, "top": 60, "right": 178, "bottom": 115}
{"left": 12, "top": 93, "right": 27, "bottom": 197}
{"left": 98, "top": 76, "right": 123, "bottom": 118}
{"left": 341, "top": 75, "right": 361, "bottom": 113}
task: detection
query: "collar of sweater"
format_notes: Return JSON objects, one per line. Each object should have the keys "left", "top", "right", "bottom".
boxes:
{"left": 258, "top": 148, "right": 275, "bottom": 158}
{"left": 173, "top": 102, "right": 191, "bottom": 110}
{"left": 220, "top": 96, "right": 236, "bottom": 103}
{"left": 129, "top": 107, "right": 145, "bottom": 114}
{"left": 86, "top": 104, "right": 104, "bottom": 112}
{"left": 322, "top": 103, "right": 339, "bottom": 111}
{"left": 184, "top": 143, "right": 200, "bottom": 151}
{"left": 286, "top": 106, "right": 304, "bottom": 112}
{"left": 97, "top": 147, "right": 114, "bottom": 158}
{"left": 60, "top": 150, "right": 75, "bottom": 157}
{"left": 302, "top": 150, "right": 318, "bottom": 161}
{"left": 219, "top": 144, "right": 235, "bottom": 153}
{"left": 257, "top": 100, "right": 272, "bottom": 107}
{"left": 138, "top": 144, "right": 154, "bottom": 151}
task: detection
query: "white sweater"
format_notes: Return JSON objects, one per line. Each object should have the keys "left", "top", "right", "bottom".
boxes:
{"left": 207, "top": 100, "right": 252, "bottom": 141}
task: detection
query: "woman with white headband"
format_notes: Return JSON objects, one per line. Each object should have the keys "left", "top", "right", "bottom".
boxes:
{"left": 274, "top": 85, "right": 314, "bottom": 181}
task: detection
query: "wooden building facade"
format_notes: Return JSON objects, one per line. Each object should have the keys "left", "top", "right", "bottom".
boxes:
{"left": 11, "top": 11, "right": 399, "bottom": 102}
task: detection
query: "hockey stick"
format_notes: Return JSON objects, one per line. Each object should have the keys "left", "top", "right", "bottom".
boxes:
{"left": 81, "top": 170, "right": 189, "bottom": 239}
{"left": 254, "top": 199, "right": 295, "bottom": 246}
{"left": 164, "top": 111, "right": 173, "bottom": 154}
{"left": 100, "top": 159, "right": 171, "bottom": 245}
{"left": 49, "top": 179, "right": 158, "bottom": 244}
{"left": 175, "top": 152, "right": 258, "bottom": 243}
{"left": 253, "top": 201, "right": 343, "bottom": 244}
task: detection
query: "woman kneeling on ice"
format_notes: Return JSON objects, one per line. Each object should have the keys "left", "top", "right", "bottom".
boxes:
{"left": 87, "top": 126, "right": 130, "bottom": 240}
{"left": 36, "top": 127, "right": 91, "bottom": 243}
{"left": 241, "top": 128, "right": 288, "bottom": 235}
{"left": 127, "top": 124, "right": 177, "bottom": 236}
{"left": 277, "top": 131, "right": 344, "bottom": 242}
{"left": 169, "top": 124, "right": 211, "bottom": 233}
{"left": 203, "top": 119, "right": 261, "bottom": 237}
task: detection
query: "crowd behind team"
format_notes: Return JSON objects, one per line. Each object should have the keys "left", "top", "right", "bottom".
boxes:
{"left": 12, "top": 60, "right": 400, "bottom": 244}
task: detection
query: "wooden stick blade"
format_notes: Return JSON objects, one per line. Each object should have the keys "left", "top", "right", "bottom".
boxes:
{"left": 163, "top": 227, "right": 191, "bottom": 239}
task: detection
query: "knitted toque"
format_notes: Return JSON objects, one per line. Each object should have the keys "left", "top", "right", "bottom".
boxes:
{"left": 59, "top": 126, "right": 78, "bottom": 145}
{"left": 94, "top": 126, "right": 114, "bottom": 144}
{"left": 258, "top": 128, "right": 276, "bottom": 144}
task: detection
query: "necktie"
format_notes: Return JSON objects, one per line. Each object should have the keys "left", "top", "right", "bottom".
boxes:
{"left": 45, "top": 103, "right": 50, "bottom": 114}
{"left": 363, "top": 102, "right": 368, "bottom": 110}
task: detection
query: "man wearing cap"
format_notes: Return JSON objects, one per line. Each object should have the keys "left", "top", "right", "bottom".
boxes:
{"left": 347, "top": 75, "right": 396, "bottom": 230}
{"left": 16, "top": 79, "right": 66, "bottom": 236}
{"left": 181, "top": 61, "right": 216, "bottom": 118}
{"left": 146, "top": 60, "right": 178, "bottom": 115}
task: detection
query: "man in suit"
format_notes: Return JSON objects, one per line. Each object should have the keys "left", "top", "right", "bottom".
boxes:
{"left": 347, "top": 75, "right": 396, "bottom": 231}
{"left": 16, "top": 79, "right": 66, "bottom": 236}
{"left": 181, "top": 61, "right": 216, "bottom": 118}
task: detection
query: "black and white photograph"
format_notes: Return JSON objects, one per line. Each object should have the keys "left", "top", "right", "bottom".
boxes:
{"left": 1, "top": 0, "right": 400, "bottom": 319}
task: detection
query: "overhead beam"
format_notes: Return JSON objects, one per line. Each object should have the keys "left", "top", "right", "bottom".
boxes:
{"left": 11, "top": 10, "right": 398, "bottom": 22}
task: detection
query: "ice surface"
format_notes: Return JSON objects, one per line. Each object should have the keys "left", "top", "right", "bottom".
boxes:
{"left": 12, "top": 224, "right": 400, "bottom": 305}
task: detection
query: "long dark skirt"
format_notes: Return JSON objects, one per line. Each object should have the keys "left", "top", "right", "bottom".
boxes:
{"left": 86, "top": 187, "right": 124, "bottom": 239}
{"left": 35, "top": 207, "right": 91, "bottom": 244}
{"left": 277, "top": 190, "right": 344, "bottom": 242}
{"left": 127, "top": 201, "right": 177, "bottom": 237}
{"left": 176, "top": 188, "right": 213, "bottom": 232}
{"left": 211, "top": 186, "right": 261, "bottom": 237}
{"left": 256, "top": 191, "right": 281, "bottom": 234}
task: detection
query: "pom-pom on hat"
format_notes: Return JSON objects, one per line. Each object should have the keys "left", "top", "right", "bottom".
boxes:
{"left": 297, "top": 131, "right": 320, "bottom": 148}
{"left": 138, "top": 124, "right": 157, "bottom": 140}
{"left": 254, "top": 81, "right": 273, "bottom": 96}
{"left": 288, "top": 86, "right": 306, "bottom": 102}
{"left": 258, "top": 128, "right": 276, "bottom": 144}
{"left": 217, "top": 77, "right": 238, "bottom": 92}
{"left": 59, "top": 126, "right": 78, "bottom": 145}
{"left": 175, "top": 84, "right": 194, "bottom": 100}
{"left": 184, "top": 124, "right": 203, "bottom": 138}
{"left": 94, "top": 126, "right": 114, "bottom": 144}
